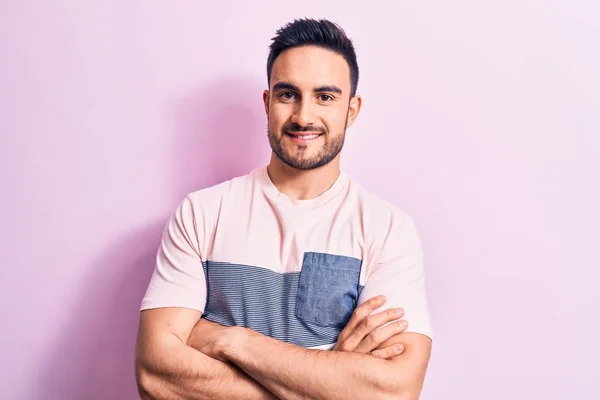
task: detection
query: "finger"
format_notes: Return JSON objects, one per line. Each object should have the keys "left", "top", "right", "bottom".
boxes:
{"left": 370, "top": 343, "right": 405, "bottom": 360}
{"left": 337, "top": 307, "right": 404, "bottom": 353}
{"left": 354, "top": 319, "right": 409, "bottom": 353}
{"left": 335, "top": 296, "right": 387, "bottom": 351}
{"left": 351, "top": 307, "right": 405, "bottom": 346}
{"left": 344, "top": 295, "right": 387, "bottom": 333}
{"left": 334, "top": 296, "right": 387, "bottom": 352}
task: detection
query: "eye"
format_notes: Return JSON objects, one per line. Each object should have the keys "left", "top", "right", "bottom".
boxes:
{"left": 318, "top": 94, "right": 334, "bottom": 102}
{"left": 279, "top": 92, "right": 297, "bottom": 101}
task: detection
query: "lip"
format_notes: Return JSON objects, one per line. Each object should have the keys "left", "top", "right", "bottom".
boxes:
{"left": 285, "top": 132, "right": 323, "bottom": 142}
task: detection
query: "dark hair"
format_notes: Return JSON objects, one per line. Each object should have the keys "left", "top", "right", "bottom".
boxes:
{"left": 267, "top": 18, "right": 359, "bottom": 97}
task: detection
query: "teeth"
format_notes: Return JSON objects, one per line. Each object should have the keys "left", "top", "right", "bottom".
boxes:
{"left": 295, "top": 134, "right": 319, "bottom": 139}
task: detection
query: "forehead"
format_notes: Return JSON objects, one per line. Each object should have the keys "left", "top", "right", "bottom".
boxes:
{"left": 270, "top": 45, "right": 351, "bottom": 93}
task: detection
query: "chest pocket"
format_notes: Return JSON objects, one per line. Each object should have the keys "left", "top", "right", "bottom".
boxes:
{"left": 295, "top": 252, "right": 362, "bottom": 327}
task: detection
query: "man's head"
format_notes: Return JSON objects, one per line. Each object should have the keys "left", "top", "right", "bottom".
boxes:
{"left": 264, "top": 18, "right": 362, "bottom": 171}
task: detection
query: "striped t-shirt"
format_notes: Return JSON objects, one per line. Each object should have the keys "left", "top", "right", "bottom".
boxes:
{"left": 140, "top": 166, "right": 433, "bottom": 349}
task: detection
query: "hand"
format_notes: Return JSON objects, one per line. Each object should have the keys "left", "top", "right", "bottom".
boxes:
{"left": 333, "top": 295, "right": 408, "bottom": 359}
{"left": 187, "top": 318, "right": 247, "bottom": 361}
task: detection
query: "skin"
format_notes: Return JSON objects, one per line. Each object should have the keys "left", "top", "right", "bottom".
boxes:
{"left": 136, "top": 298, "right": 410, "bottom": 399}
{"left": 135, "top": 44, "right": 431, "bottom": 400}
{"left": 188, "top": 295, "right": 409, "bottom": 359}
{"left": 263, "top": 45, "right": 362, "bottom": 201}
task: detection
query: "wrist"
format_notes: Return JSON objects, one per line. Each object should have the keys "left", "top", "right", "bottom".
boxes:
{"left": 218, "top": 326, "right": 248, "bottom": 360}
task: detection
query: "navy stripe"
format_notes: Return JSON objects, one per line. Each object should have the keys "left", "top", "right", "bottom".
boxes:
{"left": 201, "top": 261, "right": 364, "bottom": 348}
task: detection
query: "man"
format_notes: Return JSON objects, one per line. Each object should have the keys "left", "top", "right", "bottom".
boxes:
{"left": 136, "top": 18, "right": 433, "bottom": 400}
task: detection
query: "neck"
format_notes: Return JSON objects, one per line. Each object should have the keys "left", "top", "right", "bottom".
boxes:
{"left": 266, "top": 154, "right": 341, "bottom": 200}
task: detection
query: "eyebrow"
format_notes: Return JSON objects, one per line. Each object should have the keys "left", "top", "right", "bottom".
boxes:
{"left": 272, "top": 81, "right": 343, "bottom": 94}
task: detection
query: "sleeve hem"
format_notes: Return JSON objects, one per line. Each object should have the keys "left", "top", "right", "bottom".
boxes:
{"left": 139, "top": 301, "right": 205, "bottom": 313}
{"left": 404, "top": 329, "right": 434, "bottom": 343}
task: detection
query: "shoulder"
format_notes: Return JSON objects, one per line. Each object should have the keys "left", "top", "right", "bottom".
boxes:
{"left": 347, "top": 177, "right": 415, "bottom": 229}
{"left": 184, "top": 168, "right": 258, "bottom": 213}
{"left": 346, "top": 177, "right": 422, "bottom": 265}
{"left": 166, "top": 169, "right": 258, "bottom": 234}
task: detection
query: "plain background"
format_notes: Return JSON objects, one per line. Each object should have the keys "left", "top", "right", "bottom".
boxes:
{"left": 1, "top": 1, "right": 598, "bottom": 399}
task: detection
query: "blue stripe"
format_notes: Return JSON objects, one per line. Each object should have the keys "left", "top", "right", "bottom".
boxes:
{"left": 201, "top": 261, "right": 364, "bottom": 348}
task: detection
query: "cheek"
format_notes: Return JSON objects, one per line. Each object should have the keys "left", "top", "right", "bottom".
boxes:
{"left": 324, "top": 110, "right": 348, "bottom": 133}
{"left": 268, "top": 107, "right": 288, "bottom": 129}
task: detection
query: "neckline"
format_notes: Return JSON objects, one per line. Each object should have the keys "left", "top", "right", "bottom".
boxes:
{"left": 257, "top": 165, "right": 349, "bottom": 210}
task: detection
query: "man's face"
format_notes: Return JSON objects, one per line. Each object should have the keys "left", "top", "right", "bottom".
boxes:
{"left": 264, "top": 45, "right": 361, "bottom": 170}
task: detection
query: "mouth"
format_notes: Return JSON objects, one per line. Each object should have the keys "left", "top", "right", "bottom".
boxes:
{"left": 285, "top": 131, "right": 323, "bottom": 142}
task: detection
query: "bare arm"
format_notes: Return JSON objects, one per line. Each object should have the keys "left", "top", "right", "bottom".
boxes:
{"left": 183, "top": 295, "right": 416, "bottom": 400}
{"left": 135, "top": 307, "right": 277, "bottom": 400}
{"left": 196, "top": 320, "right": 431, "bottom": 400}
{"left": 230, "top": 330, "right": 430, "bottom": 400}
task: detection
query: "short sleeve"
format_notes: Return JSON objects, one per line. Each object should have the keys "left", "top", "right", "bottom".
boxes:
{"left": 140, "top": 196, "right": 207, "bottom": 312}
{"left": 358, "top": 215, "right": 433, "bottom": 341}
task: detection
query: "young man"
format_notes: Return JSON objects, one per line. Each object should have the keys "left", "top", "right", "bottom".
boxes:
{"left": 136, "top": 18, "right": 433, "bottom": 400}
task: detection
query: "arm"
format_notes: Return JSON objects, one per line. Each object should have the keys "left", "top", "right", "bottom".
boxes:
{"left": 193, "top": 213, "right": 433, "bottom": 399}
{"left": 136, "top": 196, "right": 277, "bottom": 399}
{"left": 184, "top": 295, "right": 412, "bottom": 400}
{"left": 135, "top": 307, "right": 278, "bottom": 399}
{"left": 203, "top": 327, "right": 430, "bottom": 400}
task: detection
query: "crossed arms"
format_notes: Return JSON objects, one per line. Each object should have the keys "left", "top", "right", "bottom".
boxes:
{"left": 136, "top": 198, "right": 433, "bottom": 399}
{"left": 135, "top": 296, "right": 432, "bottom": 400}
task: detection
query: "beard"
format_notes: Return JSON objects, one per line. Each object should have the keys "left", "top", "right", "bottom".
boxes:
{"left": 267, "top": 120, "right": 347, "bottom": 171}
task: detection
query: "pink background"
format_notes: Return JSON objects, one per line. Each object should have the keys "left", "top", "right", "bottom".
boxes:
{"left": 1, "top": 1, "right": 598, "bottom": 399}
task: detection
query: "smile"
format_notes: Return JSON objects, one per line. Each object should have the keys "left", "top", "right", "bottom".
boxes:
{"left": 285, "top": 132, "right": 323, "bottom": 141}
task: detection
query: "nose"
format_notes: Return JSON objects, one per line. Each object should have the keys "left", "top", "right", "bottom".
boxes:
{"left": 290, "top": 99, "right": 316, "bottom": 127}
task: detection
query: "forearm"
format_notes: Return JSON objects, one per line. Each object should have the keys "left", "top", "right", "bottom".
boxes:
{"left": 223, "top": 329, "right": 398, "bottom": 400}
{"left": 137, "top": 333, "right": 277, "bottom": 400}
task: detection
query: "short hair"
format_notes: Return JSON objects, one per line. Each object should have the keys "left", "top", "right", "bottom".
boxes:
{"left": 267, "top": 18, "right": 359, "bottom": 97}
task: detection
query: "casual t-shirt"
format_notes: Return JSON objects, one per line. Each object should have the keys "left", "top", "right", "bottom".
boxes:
{"left": 140, "top": 166, "right": 433, "bottom": 349}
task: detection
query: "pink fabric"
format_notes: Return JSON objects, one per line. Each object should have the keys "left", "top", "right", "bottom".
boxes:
{"left": 141, "top": 166, "right": 433, "bottom": 340}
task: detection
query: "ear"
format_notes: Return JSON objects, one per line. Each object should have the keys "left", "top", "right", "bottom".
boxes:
{"left": 346, "top": 95, "right": 362, "bottom": 129}
{"left": 263, "top": 89, "right": 270, "bottom": 116}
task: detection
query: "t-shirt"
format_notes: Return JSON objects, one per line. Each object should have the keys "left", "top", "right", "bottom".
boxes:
{"left": 140, "top": 166, "right": 433, "bottom": 349}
